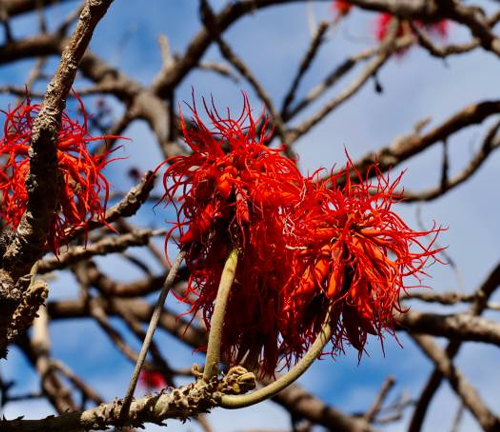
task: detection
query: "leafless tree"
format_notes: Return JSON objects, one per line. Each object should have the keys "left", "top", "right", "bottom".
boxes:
{"left": 0, "top": 1, "right": 499, "bottom": 432}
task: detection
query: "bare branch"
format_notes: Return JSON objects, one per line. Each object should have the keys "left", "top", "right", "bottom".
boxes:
{"left": 199, "top": 0, "right": 286, "bottom": 143}
{"left": 0, "top": 0, "right": 115, "bottom": 361}
{"left": 364, "top": 376, "right": 396, "bottom": 423}
{"left": 47, "top": 297, "right": 380, "bottom": 432}
{"left": 66, "top": 171, "right": 156, "bottom": 241}
{"left": 397, "top": 310, "right": 500, "bottom": 347}
{"left": 281, "top": 20, "right": 329, "bottom": 116}
{"left": 351, "top": 100, "right": 500, "bottom": 179}
{"left": 1, "top": 0, "right": 115, "bottom": 277}
{"left": 412, "top": 335, "right": 500, "bottom": 432}
{"left": 403, "top": 291, "right": 500, "bottom": 311}
{"left": 0, "top": 366, "right": 256, "bottom": 432}
{"left": 288, "top": 21, "right": 400, "bottom": 144}
{"left": 2, "top": 0, "right": 77, "bottom": 17}
{"left": 408, "top": 259, "right": 500, "bottom": 432}
{"left": 402, "top": 117, "right": 500, "bottom": 202}
{"left": 38, "top": 229, "right": 165, "bottom": 274}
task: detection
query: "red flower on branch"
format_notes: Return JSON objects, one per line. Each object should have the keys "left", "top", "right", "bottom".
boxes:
{"left": 375, "top": 13, "right": 448, "bottom": 43}
{"left": 139, "top": 370, "right": 167, "bottom": 390}
{"left": 281, "top": 160, "right": 443, "bottom": 360}
{"left": 160, "top": 95, "right": 444, "bottom": 376}
{"left": 0, "top": 95, "right": 118, "bottom": 252}
{"left": 330, "top": 2, "right": 449, "bottom": 50}
{"left": 332, "top": 0, "right": 353, "bottom": 17}
{"left": 159, "top": 95, "right": 306, "bottom": 375}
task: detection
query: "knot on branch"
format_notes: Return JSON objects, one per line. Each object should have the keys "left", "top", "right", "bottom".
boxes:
{"left": 150, "top": 366, "right": 255, "bottom": 423}
{"left": 87, "top": 366, "right": 258, "bottom": 429}
{"left": 215, "top": 366, "right": 257, "bottom": 396}
{"left": 8, "top": 280, "right": 48, "bottom": 343}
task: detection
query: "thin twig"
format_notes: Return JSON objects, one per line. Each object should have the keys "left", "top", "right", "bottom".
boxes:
{"left": 199, "top": 0, "right": 287, "bottom": 144}
{"left": 281, "top": 20, "right": 329, "bottom": 116}
{"left": 364, "top": 376, "right": 396, "bottom": 422}
{"left": 119, "top": 250, "right": 185, "bottom": 421}
{"left": 288, "top": 20, "right": 400, "bottom": 144}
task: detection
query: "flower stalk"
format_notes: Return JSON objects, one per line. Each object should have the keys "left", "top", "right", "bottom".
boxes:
{"left": 203, "top": 248, "right": 239, "bottom": 382}
{"left": 220, "top": 313, "right": 332, "bottom": 409}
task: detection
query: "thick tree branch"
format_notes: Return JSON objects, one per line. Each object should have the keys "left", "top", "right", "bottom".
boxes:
{"left": 46, "top": 296, "right": 381, "bottom": 432}
{"left": 0, "top": 366, "right": 256, "bottom": 432}
{"left": 0, "top": 0, "right": 115, "bottom": 360}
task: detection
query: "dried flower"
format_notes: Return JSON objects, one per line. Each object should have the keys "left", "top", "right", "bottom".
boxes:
{"left": 281, "top": 159, "right": 443, "bottom": 360}
{"left": 0, "top": 94, "right": 118, "bottom": 252}
{"left": 160, "top": 95, "right": 305, "bottom": 375}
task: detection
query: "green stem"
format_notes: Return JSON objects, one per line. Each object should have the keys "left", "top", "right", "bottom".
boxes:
{"left": 202, "top": 248, "right": 239, "bottom": 382}
{"left": 220, "top": 317, "right": 332, "bottom": 409}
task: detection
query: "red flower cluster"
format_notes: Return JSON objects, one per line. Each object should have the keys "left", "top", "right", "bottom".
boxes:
{"left": 161, "top": 97, "right": 442, "bottom": 376}
{"left": 281, "top": 162, "right": 442, "bottom": 362}
{"left": 0, "top": 95, "right": 116, "bottom": 252}
{"left": 161, "top": 96, "right": 305, "bottom": 374}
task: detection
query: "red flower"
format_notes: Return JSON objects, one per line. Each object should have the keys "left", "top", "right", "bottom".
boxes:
{"left": 160, "top": 96, "right": 444, "bottom": 376}
{"left": 332, "top": 0, "right": 352, "bottom": 17}
{"left": 139, "top": 370, "right": 167, "bottom": 390}
{"left": 281, "top": 160, "right": 443, "bottom": 360}
{"left": 160, "top": 95, "right": 305, "bottom": 375}
{"left": 0, "top": 95, "right": 118, "bottom": 252}
{"left": 375, "top": 13, "right": 448, "bottom": 43}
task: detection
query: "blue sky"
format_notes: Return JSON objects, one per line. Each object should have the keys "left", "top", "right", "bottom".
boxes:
{"left": 1, "top": 1, "right": 500, "bottom": 431}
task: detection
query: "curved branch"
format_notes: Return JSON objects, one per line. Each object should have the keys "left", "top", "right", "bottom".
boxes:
{"left": 47, "top": 297, "right": 380, "bottom": 432}
{"left": 220, "top": 319, "right": 331, "bottom": 409}
{"left": 0, "top": 366, "right": 255, "bottom": 432}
